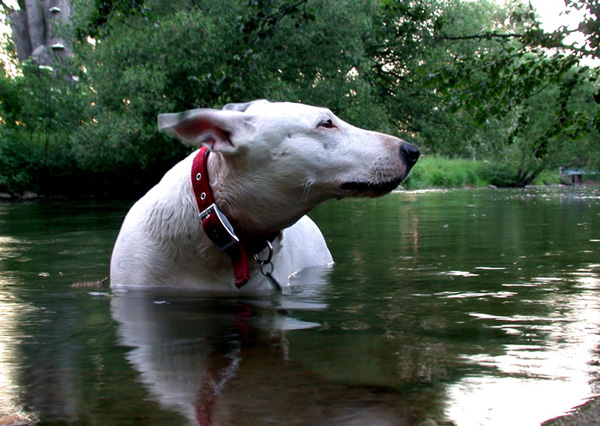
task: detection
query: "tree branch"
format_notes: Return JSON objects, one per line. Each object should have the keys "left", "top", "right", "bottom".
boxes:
{"left": 441, "top": 32, "right": 524, "bottom": 41}
{"left": 0, "top": 1, "right": 16, "bottom": 13}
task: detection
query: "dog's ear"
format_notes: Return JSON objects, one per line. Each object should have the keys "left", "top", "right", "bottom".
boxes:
{"left": 223, "top": 99, "right": 269, "bottom": 112}
{"left": 157, "top": 109, "right": 254, "bottom": 154}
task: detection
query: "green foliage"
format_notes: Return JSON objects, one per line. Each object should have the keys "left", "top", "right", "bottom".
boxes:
{"left": 77, "top": 0, "right": 148, "bottom": 39}
{"left": 403, "top": 156, "right": 488, "bottom": 189}
{"left": 563, "top": 0, "right": 600, "bottom": 59}
{"left": 0, "top": 62, "right": 88, "bottom": 194}
{"left": 403, "top": 156, "right": 562, "bottom": 190}
{"left": 0, "top": 125, "right": 83, "bottom": 195}
{"left": 416, "top": 0, "right": 600, "bottom": 186}
{"left": 1, "top": 0, "right": 599, "bottom": 195}
{"left": 69, "top": 0, "right": 399, "bottom": 186}
{"left": 0, "top": 129, "right": 43, "bottom": 193}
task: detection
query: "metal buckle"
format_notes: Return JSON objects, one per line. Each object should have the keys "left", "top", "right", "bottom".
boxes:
{"left": 199, "top": 203, "right": 240, "bottom": 251}
{"left": 199, "top": 203, "right": 216, "bottom": 221}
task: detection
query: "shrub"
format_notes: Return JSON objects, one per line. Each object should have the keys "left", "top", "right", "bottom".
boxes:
{"left": 0, "top": 130, "right": 43, "bottom": 194}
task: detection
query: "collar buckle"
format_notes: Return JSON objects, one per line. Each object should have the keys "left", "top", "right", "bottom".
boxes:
{"left": 198, "top": 203, "right": 216, "bottom": 221}
{"left": 199, "top": 203, "right": 240, "bottom": 252}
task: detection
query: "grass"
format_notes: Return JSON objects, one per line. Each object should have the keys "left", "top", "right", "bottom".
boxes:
{"left": 402, "top": 156, "right": 489, "bottom": 190}
{"left": 402, "top": 156, "right": 576, "bottom": 189}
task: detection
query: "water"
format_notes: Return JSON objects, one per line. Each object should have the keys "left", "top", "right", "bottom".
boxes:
{"left": 0, "top": 187, "right": 599, "bottom": 425}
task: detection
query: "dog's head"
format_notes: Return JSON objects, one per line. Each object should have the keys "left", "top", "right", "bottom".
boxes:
{"left": 158, "top": 100, "right": 419, "bottom": 233}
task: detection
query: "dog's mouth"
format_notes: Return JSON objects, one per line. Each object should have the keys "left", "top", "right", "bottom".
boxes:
{"left": 340, "top": 177, "right": 404, "bottom": 197}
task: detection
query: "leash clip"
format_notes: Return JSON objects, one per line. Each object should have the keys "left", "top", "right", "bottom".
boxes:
{"left": 253, "top": 241, "right": 282, "bottom": 292}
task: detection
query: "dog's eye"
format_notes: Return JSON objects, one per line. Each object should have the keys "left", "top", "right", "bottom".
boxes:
{"left": 318, "top": 119, "right": 336, "bottom": 129}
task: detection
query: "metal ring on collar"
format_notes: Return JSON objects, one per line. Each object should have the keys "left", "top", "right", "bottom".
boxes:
{"left": 259, "top": 261, "right": 274, "bottom": 276}
{"left": 253, "top": 240, "right": 274, "bottom": 265}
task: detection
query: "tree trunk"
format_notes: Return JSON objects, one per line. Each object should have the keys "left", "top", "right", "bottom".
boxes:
{"left": 8, "top": 9, "right": 32, "bottom": 62}
{"left": 7, "top": 0, "right": 72, "bottom": 67}
{"left": 25, "top": 0, "right": 46, "bottom": 51}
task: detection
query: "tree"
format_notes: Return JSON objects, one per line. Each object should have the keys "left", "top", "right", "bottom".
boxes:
{"left": 414, "top": 0, "right": 600, "bottom": 185}
{"left": 559, "top": 0, "right": 600, "bottom": 60}
{"left": 69, "top": 0, "right": 396, "bottom": 188}
{"left": 4, "top": 0, "right": 73, "bottom": 66}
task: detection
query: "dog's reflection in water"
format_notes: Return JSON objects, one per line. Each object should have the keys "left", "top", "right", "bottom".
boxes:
{"left": 112, "top": 281, "right": 413, "bottom": 426}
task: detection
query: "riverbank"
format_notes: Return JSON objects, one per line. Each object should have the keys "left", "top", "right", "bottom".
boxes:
{"left": 544, "top": 396, "right": 600, "bottom": 425}
{"left": 402, "top": 156, "right": 566, "bottom": 190}
{"left": 1, "top": 156, "right": 597, "bottom": 200}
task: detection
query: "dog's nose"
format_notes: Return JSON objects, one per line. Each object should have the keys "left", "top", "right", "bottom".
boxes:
{"left": 400, "top": 142, "right": 420, "bottom": 167}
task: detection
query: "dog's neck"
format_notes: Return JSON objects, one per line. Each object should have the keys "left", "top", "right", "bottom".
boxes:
{"left": 192, "top": 147, "right": 284, "bottom": 287}
{"left": 206, "top": 151, "right": 316, "bottom": 236}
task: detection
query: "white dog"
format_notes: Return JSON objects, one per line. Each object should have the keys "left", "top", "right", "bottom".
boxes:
{"left": 110, "top": 100, "right": 419, "bottom": 292}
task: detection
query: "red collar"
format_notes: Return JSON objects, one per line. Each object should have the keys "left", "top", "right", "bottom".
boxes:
{"left": 191, "top": 147, "right": 276, "bottom": 288}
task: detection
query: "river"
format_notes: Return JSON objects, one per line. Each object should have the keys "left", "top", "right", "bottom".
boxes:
{"left": 0, "top": 187, "right": 599, "bottom": 425}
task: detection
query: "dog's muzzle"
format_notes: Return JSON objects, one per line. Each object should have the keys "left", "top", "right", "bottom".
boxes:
{"left": 341, "top": 142, "right": 420, "bottom": 196}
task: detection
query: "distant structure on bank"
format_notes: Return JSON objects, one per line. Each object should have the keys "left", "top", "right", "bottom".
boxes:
{"left": 8, "top": 0, "right": 73, "bottom": 67}
{"left": 560, "top": 167, "right": 598, "bottom": 185}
